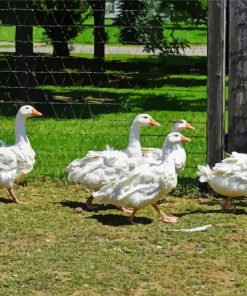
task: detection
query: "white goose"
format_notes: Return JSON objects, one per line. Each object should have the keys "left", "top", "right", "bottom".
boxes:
{"left": 93, "top": 132, "right": 191, "bottom": 223}
{"left": 0, "top": 105, "right": 42, "bottom": 203}
{"left": 197, "top": 152, "right": 247, "bottom": 210}
{"left": 65, "top": 114, "right": 160, "bottom": 209}
{"left": 142, "top": 119, "right": 195, "bottom": 174}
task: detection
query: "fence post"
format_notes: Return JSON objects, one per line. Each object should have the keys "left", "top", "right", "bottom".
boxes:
{"left": 228, "top": 0, "right": 247, "bottom": 153}
{"left": 207, "top": 0, "right": 226, "bottom": 167}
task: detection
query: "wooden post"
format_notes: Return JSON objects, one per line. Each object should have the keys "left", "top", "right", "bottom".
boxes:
{"left": 207, "top": 0, "right": 226, "bottom": 167}
{"left": 228, "top": 0, "right": 247, "bottom": 153}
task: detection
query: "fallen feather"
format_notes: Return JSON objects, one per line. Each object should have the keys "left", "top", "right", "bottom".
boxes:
{"left": 172, "top": 224, "right": 212, "bottom": 233}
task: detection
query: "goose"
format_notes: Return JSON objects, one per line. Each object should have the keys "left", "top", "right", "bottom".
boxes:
{"left": 142, "top": 119, "right": 195, "bottom": 174}
{"left": 0, "top": 105, "right": 42, "bottom": 203}
{"left": 93, "top": 132, "right": 191, "bottom": 223}
{"left": 66, "top": 114, "right": 160, "bottom": 209}
{"left": 197, "top": 152, "right": 247, "bottom": 210}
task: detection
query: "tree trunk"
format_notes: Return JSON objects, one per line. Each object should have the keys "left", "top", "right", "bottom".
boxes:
{"left": 92, "top": 0, "right": 106, "bottom": 59}
{"left": 52, "top": 41, "right": 70, "bottom": 57}
{"left": 15, "top": 25, "right": 33, "bottom": 56}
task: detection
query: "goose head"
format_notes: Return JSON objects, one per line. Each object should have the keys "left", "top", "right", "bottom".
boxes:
{"left": 133, "top": 114, "right": 160, "bottom": 127}
{"left": 172, "top": 119, "right": 195, "bottom": 132}
{"left": 166, "top": 132, "right": 191, "bottom": 145}
{"left": 17, "top": 105, "right": 43, "bottom": 119}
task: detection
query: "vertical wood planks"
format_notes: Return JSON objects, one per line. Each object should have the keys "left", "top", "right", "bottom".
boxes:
{"left": 207, "top": 0, "right": 226, "bottom": 166}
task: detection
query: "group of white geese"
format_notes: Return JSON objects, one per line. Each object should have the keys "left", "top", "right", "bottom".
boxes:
{"left": 0, "top": 105, "right": 247, "bottom": 223}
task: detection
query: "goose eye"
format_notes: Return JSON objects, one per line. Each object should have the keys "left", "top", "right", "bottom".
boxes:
{"left": 143, "top": 116, "right": 148, "bottom": 119}
{"left": 25, "top": 107, "right": 29, "bottom": 110}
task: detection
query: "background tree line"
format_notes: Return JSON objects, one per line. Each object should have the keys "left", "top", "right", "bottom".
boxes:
{"left": 0, "top": 0, "right": 207, "bottom": 58}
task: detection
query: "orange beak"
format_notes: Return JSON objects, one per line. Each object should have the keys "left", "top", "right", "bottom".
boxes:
{"left": 149, "top": 118, "right": 160, "bottom": 127}
{"left": 31, "top": 108, "right": 43, "bottom": 116}
{"left": 181, "top": 135, "right": 191, "bottom": 142}
{"left": 186, "top": 122, "right": 195, "bottom": 130}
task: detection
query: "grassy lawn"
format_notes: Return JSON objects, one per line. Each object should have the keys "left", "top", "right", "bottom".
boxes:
{"left": 0, "top": 21, "right": 206, "bottom": 45}
{"left": 0, "top": 182, "right": 247, "bottom": 295}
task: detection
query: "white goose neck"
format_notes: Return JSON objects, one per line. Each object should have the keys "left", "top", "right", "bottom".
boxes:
{"left": 15, "top": 114, "right": 30, "bottom": 146}
{"left": 170, "top": 125, "right": 179, "bottom": 133}
{"left": 161, "top": 140, "right": 176, "bottom": 166}
{"left": 125, "top": 121, "right": 142, "bottom": 158}
{"left": 172, "top": 142, "right": 184, "bottom": 152}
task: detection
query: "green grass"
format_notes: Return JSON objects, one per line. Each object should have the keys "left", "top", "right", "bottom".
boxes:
{"left": 0, "top": 54, "right": 207, "bottom": 183}
{"left": 0, "top": 111, "right": 205, "bottom": 182}
{"left": 0, "top": 21, "right": 207, "bottom": 45}
{"left": 1, "top": 183, "right": 247, "bottom": 295}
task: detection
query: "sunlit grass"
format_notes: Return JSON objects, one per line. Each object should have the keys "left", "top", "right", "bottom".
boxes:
{"left": 0, "top": 21, "right": 207, "bottom": 45}
{"left": 0, "top": 182, "right": 247, "bottom": 295}
{"left": 0, "top": 110, "right": 206, "bottom": 182}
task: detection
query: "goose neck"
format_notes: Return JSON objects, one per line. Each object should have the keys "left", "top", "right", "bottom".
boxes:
{"left": 15, "top": 114, "right": 29, "bottom": 145}
{"left": 161, "top": 140, "right": 175, "bottom": 164}
{"left": 173, "top": 142, "right": 184, "bottom": 152}
{"left": 126, "top": 122, "right": 142, "bottom": 157}
{"left": 170, "top": 125, "right": 179, "bottom": 133}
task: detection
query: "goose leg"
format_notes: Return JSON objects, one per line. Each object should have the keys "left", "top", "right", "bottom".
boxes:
{"left": 120, "top": 206, "right": 133, "bottom": 214}
{"left": 86, "top": 195, "right": 99, "bottom": 210}
{"left": 221, "top": 197, "right": 231, "bottom": 212}
{"left": 129, "top": 208, "right": 138, "bottom": 224}
{"left": 152, "top": 204, "right": 178, "bottom": 223}
{"left": 7, "top": 188, "right": 20, "bottom": 204}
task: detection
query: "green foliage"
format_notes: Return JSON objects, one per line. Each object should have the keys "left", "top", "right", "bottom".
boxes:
{"left": 114, "top": 0, "right": 145, "bottom": 44}
{"left": 33, "top": 0, "right": 90, "bottom": 56}
{"left": 166, "top": 0, "right": 207, "bottom": 24}
{"left": 116, "top": 0, "right": 207, "bottom": 55}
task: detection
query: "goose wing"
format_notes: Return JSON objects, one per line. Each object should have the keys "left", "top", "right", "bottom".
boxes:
{"left": 213, "top": 152, "right": 247, "bottom": 175}
{"left": 0, "top": 147, "right": 17, "bottom": 173}
{"left": 93, "top": 164, "right": 165, "bottom": 208}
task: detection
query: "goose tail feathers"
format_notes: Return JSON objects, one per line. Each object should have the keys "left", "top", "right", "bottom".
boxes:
{"left": 197, "top": 164, "right": 214, "bottom": 183}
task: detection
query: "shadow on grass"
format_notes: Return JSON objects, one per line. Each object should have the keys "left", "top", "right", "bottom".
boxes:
{"left": 89, "top": 213, "right": 152, "bottom": 226}
{"left": 57, "top": 200, "right": 116, "bottom": 212}
{"left": 177, "top": 206, "right": 247, "bottom": 217}
{"left": 0, "top": 54, "right": 207, "bottom": 117}
{"left": 0, "top": 197, "right": 13, "bottom": 204}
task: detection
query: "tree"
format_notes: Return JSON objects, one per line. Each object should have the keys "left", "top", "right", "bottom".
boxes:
{"left": 15, "top": 0, "right": 33, "bottom": 56}
{"left": 89, "top": 0, "right": 106, "bottom": 59}
{"left": 116, "top": 0, "right": 207, "bottom": 55}
{"left": 0, "top": 1, "right": 34, "bottom": 55}
{"left": 35, "top": 1, "right": 90, "bottom": 57}
{"left": 114, "top": 0, "right": 145, "bottom": 44}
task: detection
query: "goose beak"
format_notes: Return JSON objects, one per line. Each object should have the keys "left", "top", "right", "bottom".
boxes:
{"left": 181, "top": 135, "right": 191, "bottom": 142}
{"left": 186, "top": 122, "right": 195, "bottom": 130}
{"left": 149, "top": 118, "right": 160, "bottom": 127}
{"left": 31, "top": 108, "right": 43, "bottom": 116}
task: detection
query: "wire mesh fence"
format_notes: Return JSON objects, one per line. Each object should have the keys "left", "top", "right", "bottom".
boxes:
{"left": 0, "top": 1, "right": 207, "bottom": 184}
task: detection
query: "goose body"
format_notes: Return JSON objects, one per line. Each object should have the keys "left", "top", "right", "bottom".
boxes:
{"left": 66, "top": 114, "right": 160, "bottom": 208}
{"left": 67, "top": 149, "right": 134, "bottom": 190}
{"left": 0, "top": 105, "right": 42, "bottom": 202}
{"left": 197, "top": 152, "right": 247, "bottom": 198}
{"left": 93, "top": 132, "right": 191, "bottom": 222}
{"left": 142, "top": 120, "right": 194, "bottom": 174}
